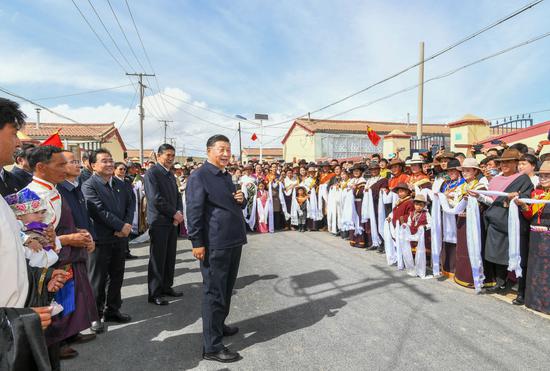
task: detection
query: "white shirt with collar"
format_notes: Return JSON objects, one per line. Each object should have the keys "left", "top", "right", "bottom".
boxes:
{"left": 0, "top": 196, "right": 29, "bottom": 307}
{"left": 25, "top": 176, "right": 62, "bottom": 228}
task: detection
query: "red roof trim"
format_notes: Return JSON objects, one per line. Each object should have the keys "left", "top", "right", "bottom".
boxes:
{"left": 476, "top": 120, "right": 550, "bottom": 147}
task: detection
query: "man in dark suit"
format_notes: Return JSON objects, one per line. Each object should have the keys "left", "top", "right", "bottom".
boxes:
{"left": 144, "top": 144, "right": 184, "bottom": 306}
{"left": 77, "top": 150, "right": 93, "bottom": 185}
{"left": 0, "top": 166, "right": 22, "bottom": 197}
{"left": 186, "top": 135, "right": 247, "bottom": 363}
{"left": 11, "top": 143, "right": 35, "bottom": 188}
{"left": 82, "top": 148, "right": 135, "bottom": 329}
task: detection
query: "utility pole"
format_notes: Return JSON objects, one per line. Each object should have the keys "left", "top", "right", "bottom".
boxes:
{"left": 417, "top": 42, "right": 425, "bottom": 139}
{"left": 159, "top": 119, "right": 173, "bottom": 144}
{"left": 35, "top": 108, "right": 41, "bottom": 129}
{"left": 238, "top": 121, "right": 243, "bottom": 164}
{"left": 254, "top": 114, "right": 268, "bottom": 163}
{"left": 126, "top": 72, "right": 155, "bottom": 165}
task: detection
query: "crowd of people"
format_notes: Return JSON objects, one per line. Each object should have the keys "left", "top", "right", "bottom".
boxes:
{"left": 2, "top": 94, "right": 550, "bottom": 369}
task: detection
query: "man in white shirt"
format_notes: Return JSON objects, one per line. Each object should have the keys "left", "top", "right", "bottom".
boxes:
{"left": 0, "top": 97, "right": 52, "bottom": 329}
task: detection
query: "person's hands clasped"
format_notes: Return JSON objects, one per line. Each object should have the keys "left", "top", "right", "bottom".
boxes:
{"left": 233, "top": 190, "right": 244, "bottom": 204}
{"left": 47, "top": 270, "right": 68, "bottom": 293}
{"left": 25, "top": 238, "right": 43, "bottom": 252}
{"left": 173, "top": 211, "right": 184, "bottom": 225}
{"left": 45, "top": 224, "right": 56, "bottom": 245}
{"left": 192, "top": 247, "right": 206, "bottom": 261}
{"left": 59, "top": 232, "right": 92, "bottom": 248}
{"left": 115, "top": 223, "right": 133, "bottom": 238}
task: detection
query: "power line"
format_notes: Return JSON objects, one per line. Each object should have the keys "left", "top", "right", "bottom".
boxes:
{"left": 30, "top": 83, "right": 133, "bottom": 101}
{"left": 123, "top": 0, "right": 173, "bottom": 121}
{"left": 0, "top": 85, "right": 82, "bottom": 124}
{"left": 263, "top": 0, "right": 545, "bottom": 128}
{"left": 488, "top": 108, "right": 550, "bottom": 121}
{"left": 117, "top": 84, "right": 139, "bottom": 130}
{"left": 325, "top": 30, "right": 550, "bottom": 120}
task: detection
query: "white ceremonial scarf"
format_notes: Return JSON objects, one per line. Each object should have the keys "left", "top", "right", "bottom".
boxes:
{"left": 341, "top": 188, "right": 356, "bottom": 232}
{"left": 398, "top": 225, "right": 426, "bottom": 277}
{"left": 241, "top": 183, "right": 257, "bottom": 230}
{"left": 415, "top": 186, "right": 443, "bottom": 276}
{"left": 327, "top": 186, "right": 339, "bottom": 234}
{"left": 318, "top": 183, "right": 329, "bottom": 217}
{"left": 361, "top": 189, "right": 381, "bottom": 246}
{"left": 437, "top": 195, "right": 467, "bottom": 244}
{"left": 290, "top": 189, "right": 301, "bottom": 226}
{"left": 466, "top": 197, "right": 485, "bottom": 292}
{"left": 0, "top": 197, "right": 29, "bottom": 307}
{"left": 307, "top": 187, "right": 322, "bottom": 221}
{"left": 475, "top": 190, "right": 550, "bottom": 277}
{"left": 268, "top": 185, "right": 274, "bottom": 233}
{"left": 384, "top": 220, "right": 399, "bottom": 266}
{"left": 278, "top": 182, "right": 291, "bottom": 221}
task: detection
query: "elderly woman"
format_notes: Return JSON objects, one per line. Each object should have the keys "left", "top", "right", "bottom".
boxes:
{"left": 515, "top": 161, "right": 550, "bottom": 310}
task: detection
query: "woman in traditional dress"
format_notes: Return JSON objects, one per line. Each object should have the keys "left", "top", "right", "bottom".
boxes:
{"left": 364, "top": 162, "right": 389, "bottom": 251}
{"left": 515, "top": 160, "right": 550, "bottom": 310}
{"left": 338, "top": 169, "right": 352, "bottom": 239}
{"left": 256, "top": 181, "right": 269, "bottom": 233}
{"left": 302, "top": 165, "right": 320, "bottom": 231}
{"left": 476, "top": 149, "right": 534, "bottom": 294}
{"left": 439, "top": 158, "right": 465, "bottom": 278}
{"left": 348, "top": 164, "right": 367, "bottom": 248}
{"left": 295, "top": 185, "right": 309, "bottom": 232}
{"left": 453, "top": 158, "right": 490, "bottom": 288}
{"left": 283, "top": 168, "right": 299, "bottom": 230}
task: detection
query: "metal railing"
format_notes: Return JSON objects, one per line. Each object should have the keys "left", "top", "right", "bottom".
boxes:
{"left": 490, "top": 114, "right": 533, "bottom": 136}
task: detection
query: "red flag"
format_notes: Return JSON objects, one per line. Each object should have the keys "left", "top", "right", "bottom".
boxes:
{"left": 251, "top": 133, "right": 258, "bottom": 141}
{"left": 40, "top": 129, "right": 63, "bottom": 149}
{"left": 367, "top": 126, "right": 381, "bottom": 146}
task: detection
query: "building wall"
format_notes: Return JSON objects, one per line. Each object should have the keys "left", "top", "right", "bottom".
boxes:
{"left": 317, "top": 133, "right": 382, "bottom": 160}
{"left": 283, "top": 126, "right": 316, "bottom": 162}
{"left": 102, "top": 138, "right": 126, "bottom": 162}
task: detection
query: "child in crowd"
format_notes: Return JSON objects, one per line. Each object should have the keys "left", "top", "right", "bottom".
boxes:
{"left": 256, "top": 181, "right": 269, "bottom": 233}
{"left": 407, "top": 193, "right": 432, "bottom": 256}
{"left": 5, "top": 188, "right": 61, "bottom": 268}
{"left": 296, "top": 185, "right": 308, "bottom": 232}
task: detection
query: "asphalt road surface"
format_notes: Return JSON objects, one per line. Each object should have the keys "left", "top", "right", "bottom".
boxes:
{"left": 65, "top": 231, "right": 550, "bottom": 371}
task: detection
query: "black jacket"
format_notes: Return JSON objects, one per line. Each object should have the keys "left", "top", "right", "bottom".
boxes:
{"left": 77, "top": 168, "right": 93, "bottom": 185}
{"left": 144, "top": 163, "right": 183, "bottom": 226}
{"left": 185, "top": 161, "right": 247, "bottom": 250}
{"left": 82, "top": 174, "right": 135, "bottom": 244}
{"left": 0, "top": 168, "right": 23, "bottom": 197}
{"left": 10, "top": 166, "right": 33, "bottom": 188}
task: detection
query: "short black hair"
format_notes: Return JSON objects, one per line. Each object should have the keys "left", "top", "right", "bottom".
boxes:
{"left": 114, "top": 161, "right": 127, "bottom": 170}
{"left": 28, "top": 145, "right": 63, "bottom": 171}
{"left": 509, "top": 143, "right": 528, "bottom": 154}
{"left": 480, "top": 155, "right": 498, "bottom": 166}
{"left": 158, "top": 143, "right": 175, "bottom": 154}
{"left": 206, "top": 134, "right": 230, "bottom": 148}
{"left": 14, "top": 143, "right": 36, "bottom": 161}
{"left": 0, "top": 98, "right": 26, "bottom": 130}
{"left": 455, "top": 152, "right": 466, "bottom": 158}
{"left": 372, "top": 154, "right": 381, "bottom": 160}
{"left": 520, "top": 153, "right": 538, "bottom": 169}
{"left": 89, "top": 148, "right": 112, "bottom": 164}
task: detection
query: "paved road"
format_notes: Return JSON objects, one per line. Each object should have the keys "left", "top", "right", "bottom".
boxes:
{"left": 65, "top": 231, "right": 550, "bottom": 371}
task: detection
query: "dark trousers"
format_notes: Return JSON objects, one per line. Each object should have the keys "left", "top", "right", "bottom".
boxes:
{"left": 88, "top": 240, "right": 126, "bottom": 316}
{"left": 148, "top": 224, "right": 178, "bottom": 299}
{"left": 200, "top": 246, "right": 242, "bottom": 353}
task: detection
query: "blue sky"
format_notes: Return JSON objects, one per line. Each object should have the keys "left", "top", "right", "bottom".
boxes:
{"left": 1, "top": 0, "right": 549, "bottom": 155}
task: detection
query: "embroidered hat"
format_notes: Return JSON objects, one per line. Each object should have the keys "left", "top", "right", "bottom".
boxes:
{"left": 4, "top": 188, "right": 47, "bottom": 216}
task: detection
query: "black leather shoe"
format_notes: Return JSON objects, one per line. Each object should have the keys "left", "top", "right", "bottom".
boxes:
{"left": 223, "top": 325, "right": 239, "bottom": 337}
{"left": 90, "top": 321, "right": 105, "bottom": 334}
{"left": 512, "top": 295, "right": 525, "bottom": 305}
{"left": 70, "top": 332, "right": 96, "bottom": 344}
{"left": 203, "top": 348, "right": 241, "bottom": 363}
{"left": 59, "top": 345, "right": 78, "bottom": 359}
{"left": 148, "top": 297, "right": 169, "bottom": 306}
{"left": 103, "top": 311, "right": 131, "bottom": 323}
{"left": 486, "top": 284, "right": 506, "bottom": 294}
{"left": 125, "top": 253, "right": 139, "bottom": 260}
{"left": 163, "top": 289, "right": 183, "bottom": 297}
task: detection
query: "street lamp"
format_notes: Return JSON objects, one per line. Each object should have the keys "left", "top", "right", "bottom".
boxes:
{"left": 254, "top": 114, "right": 268, "bottom": 162}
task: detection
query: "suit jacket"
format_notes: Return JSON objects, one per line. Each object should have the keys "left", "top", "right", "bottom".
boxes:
{"left": 82, "top": 174, "right": 135, "bottom": 244}
{"left": 185, "top": 161, "right": 247, "bottom": 250}
{"left": 77, "top": 168, "right": 92, "bottom": 185}
{"left": 10, "top": 166, "right": 33, "bottom": 189}
{"left": 144, "top": 163, "right": 183, "bottom": 226}
{"left": 0, "top": 168, "right": 23, "bottom": 197}
{"left": 57, "top": 180, "right": 94, "bottom": 238}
